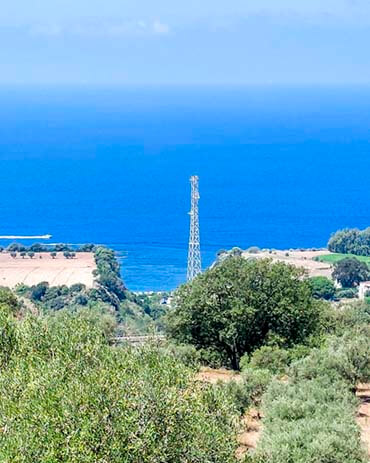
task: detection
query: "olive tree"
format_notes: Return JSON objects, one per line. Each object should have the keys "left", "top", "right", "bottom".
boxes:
{"left": 167, "top": 257, "right": 322, "bottom": 370}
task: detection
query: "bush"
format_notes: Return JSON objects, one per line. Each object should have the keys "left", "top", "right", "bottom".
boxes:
{"left": 335, "top": 287, "right": 359, "bottom": 299}
{"left": 290, "top": 333, "right": 370, "bottom": 387}
{"left": 246, "top": 345, "right": 310, "bottom": 375}
{"left": 308, "top": 276, "right": 336, "bottom": 300}
{"left": 0, "top": 310, "right": 239, "bottom": 462}
{"left": 161, "top": 342, "right": 200, "bottom": 368}
{"left": 247, "top": 246, "right": 260, "bottom": 254}
{"left": 253, "top": 376, "right": 366, "bottom": 463}
{"left": 217, "top": 368, "right": 272, "bottom": 416}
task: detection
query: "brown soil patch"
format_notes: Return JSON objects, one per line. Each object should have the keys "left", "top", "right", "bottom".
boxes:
{"left": 236, "top": 408, "right": 263, "bottom": 460}
{"left": 195, "top": 367, "right": 241, "bottom": 384}
{"left": 0, "top": 252, "right": 96, "bottom": 288}
{"left": 357, "top": 384, "right": 370, "bottom": 458}
{"left": 243, "top": 249, "right": 333, "bottom": 278}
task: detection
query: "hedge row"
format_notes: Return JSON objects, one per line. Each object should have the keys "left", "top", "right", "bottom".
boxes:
{"left": 248, "top": 331, "right": 370, "bottom": 463}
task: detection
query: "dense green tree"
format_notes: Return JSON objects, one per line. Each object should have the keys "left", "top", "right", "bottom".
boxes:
{"left": 7, "top": 243, "right": 26, "bottom": 252}
{"left": 10, "top": 252, "right": 17, "bottom": 259}
{"left": 20, "top": 252, "right": 26, "bottom": 259}
{"left": 328, "top": 227, "right": 370, "bottom": 256}
{"left": 30, "top": 282, "right": 49, "bottom": 302}
{"left": 332, "top": 258, "right": 370, "bottom": 288}
{"left": 27, "top": 252, "right": 35, "bottom": 259}
{"left": 29, "top": 243, "right": 48, "bottom": 252}
{"left": 50, "top": 252, "right": 57, "bottom": 259}
{"left": 308, "top": 276, "right": 336, "bottom": 300}
{"left": 167, "top": 257, "right": 322, "bottom": 370}
{"left": 79, "top": 243, "right": 96, "bottom": 252}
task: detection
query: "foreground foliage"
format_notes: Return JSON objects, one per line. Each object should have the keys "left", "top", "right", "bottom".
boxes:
{"left": 0, "top": 306, "right": 238, "bottom": 463}
{"left": 247, "top": 317, "right": 370, "bottom": 463}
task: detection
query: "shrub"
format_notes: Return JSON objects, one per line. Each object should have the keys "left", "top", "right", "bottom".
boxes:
{"left": 254, "top": 376, "right": 366, "bottom": 463}
{"left": 0, "top": 310, "right": 239, "bottom": 462}
{"left": 242, "top": 345, "right": 311, "bottom": 376}
{"left": 161, "top": 342, "right": 200, "bottom": 368}
{"left": 308, "top": 276, "right": 336, "bottom": 300}
{"left": 217, "top": 368, "right": 272, "bottom": 416}
{"left": 290, "top": 333, "right": 370, "bottom": 387}
{"left": 248, "top": 346, "right": 290, "bottom": 374}
{"left": 247, "top": 246, "right": 260, "bottom": 254}
{"left": 335, "top": 287, "right": 358, "bottom": 299}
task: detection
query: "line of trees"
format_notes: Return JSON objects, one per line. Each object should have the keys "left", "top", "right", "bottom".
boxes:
{"left": 328, "top": 227, "right": 370, "bottom": 256}
{"left": 1, "top": 242, "right": 96, "bottom": 253}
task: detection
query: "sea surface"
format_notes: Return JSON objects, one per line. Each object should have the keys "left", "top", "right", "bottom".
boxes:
{"left": 0, "top": 85, "right": 370, "bottom": 291}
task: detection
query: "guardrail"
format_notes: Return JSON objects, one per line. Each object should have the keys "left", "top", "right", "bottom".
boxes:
{"left": 113, "top": 335, "right": 166, "bottom": 345}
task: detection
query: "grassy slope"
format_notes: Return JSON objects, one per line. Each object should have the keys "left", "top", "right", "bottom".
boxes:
{"left": 317, "top": 253, "right": 370, "bottom": 265}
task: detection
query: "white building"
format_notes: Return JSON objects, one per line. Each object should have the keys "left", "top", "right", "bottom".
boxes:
{"left": 358, "top": 281, "right": 370, "bottom": 300}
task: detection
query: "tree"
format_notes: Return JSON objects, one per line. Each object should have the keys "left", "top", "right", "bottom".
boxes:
{"left": 7, "top": 243, "right": 26, "bottom": 252}
{"left": 328, "top": 227, "right": 370, "bottom": 256}
{"left": 10, "top": 252, "right": 17, "bottom": 259}
{"left": 27, "top": 252, "right": 35, "bottom": 259}
{"left": 20, "top": 252, "right": 26, "bottom": 259}
{"left": 29, "top": 243, "right": 47, "bottom": 252}
{"left": 167, "top": 257, "right": 321, "bottom": 370}
{"left": 63, "top": 251, "right": 71, "bottom": 259}
{"left": 308, "top": 276, "right": 336, "bottom": 300}
{"left": 50, "top": 252, "right": 57, "bottom": 259}
{"left": 79, "top": 243, "right": 96, "bottom": 252}
{"left": 332, "top": 258, "right": 370, "bottom": 288}
{"left": 30, "top": 282, "right": 49, "bottom": 302}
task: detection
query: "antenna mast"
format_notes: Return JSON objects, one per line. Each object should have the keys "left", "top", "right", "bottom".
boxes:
{"left": 187, "top": 176, "right": 202, "bottom": 281}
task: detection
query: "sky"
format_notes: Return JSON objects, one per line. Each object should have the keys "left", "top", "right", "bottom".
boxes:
{"left": 1, "top": 0, "right": 370, "bottom": 85}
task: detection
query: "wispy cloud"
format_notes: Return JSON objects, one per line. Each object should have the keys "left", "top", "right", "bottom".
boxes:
{"left": 28, "top": 19, "right": 171, "bottom": 38}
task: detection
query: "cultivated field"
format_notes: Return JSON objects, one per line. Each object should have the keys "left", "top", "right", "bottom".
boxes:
{"left": 243, "top": 249, "right": 333, "bottom": 278}
{"left": 0, "top": 252, "right": 96, "bottom": 288}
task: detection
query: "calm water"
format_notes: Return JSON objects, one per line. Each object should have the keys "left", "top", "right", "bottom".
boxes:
{"left": 0, "top": 85, "right": 370, "bottom": 291}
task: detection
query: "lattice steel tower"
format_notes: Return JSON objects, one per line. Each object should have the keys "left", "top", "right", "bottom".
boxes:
{"left": 187, "top": 175, "right": 202, "bottom": 281}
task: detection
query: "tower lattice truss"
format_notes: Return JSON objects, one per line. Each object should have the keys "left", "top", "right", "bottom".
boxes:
{"left": 187, "top": 176, "right": 202, "bottom": 281}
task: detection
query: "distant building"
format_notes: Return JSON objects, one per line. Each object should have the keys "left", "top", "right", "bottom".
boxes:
{"left": 359, "top": 281, "right": 370, "bottom": 300}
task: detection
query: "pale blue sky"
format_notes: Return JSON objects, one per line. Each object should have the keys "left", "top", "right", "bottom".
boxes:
{"left": 1, "top": 0, "right": 370, "bottom": 84}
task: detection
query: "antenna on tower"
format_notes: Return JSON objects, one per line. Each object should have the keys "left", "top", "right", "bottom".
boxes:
{"left": 187, "top": 175, "right": 202, "bottom": 281}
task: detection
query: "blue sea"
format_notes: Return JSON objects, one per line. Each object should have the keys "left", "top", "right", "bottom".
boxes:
{"left": 0, "top": 85, "right": 370, "bottom": 291}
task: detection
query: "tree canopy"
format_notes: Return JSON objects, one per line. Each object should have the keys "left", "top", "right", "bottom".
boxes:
{"left": 167, "top": 257, "right": 322, "bottom": 369}
{"left": 328, "top": 227, "right": 370, "bottom": 256}
{"left": 308, "top": 276, "right": 336, "bottom": 300}
{"left": 332, "top": 257, "right": 370, "bottom": 288}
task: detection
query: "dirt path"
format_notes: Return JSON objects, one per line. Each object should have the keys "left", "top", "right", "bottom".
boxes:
{"left": 195, "top": 367, "right": 241, "bottom": 384}
{"left": 195, "top": 368, "right": 262, "bottom": 459}
{"left": 236, "top": 408, "right": 263, "bottom": 459}
{"left": 357, "top": 384, "right": 370, "bottom": 458}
